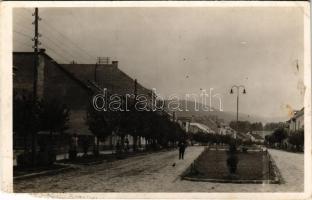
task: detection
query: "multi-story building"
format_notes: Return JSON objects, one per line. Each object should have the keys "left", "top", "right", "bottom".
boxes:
{"left": 13, "top": 50, "right": 152, "bottom": 155}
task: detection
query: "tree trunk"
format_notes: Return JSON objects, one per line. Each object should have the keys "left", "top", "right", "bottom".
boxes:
{"left": 133, "top": 135, "right": 137, "bottom": 152}
{"left": 49, "top": 130, "right": 53, "bottom": 151}
{"left": 96, "top": 137, "right": 100, "bottom": 156}
{"left": 31, "top": 130, "right": 36, "bottom": 166}
{"left": 23, "top": 134, "right": 28, "bottom": 152}
{"left": 121, "top": 135, "right": 125, "bottom": 151}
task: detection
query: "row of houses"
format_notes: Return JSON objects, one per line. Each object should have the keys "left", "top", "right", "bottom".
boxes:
{"left": 174, "top": 116, "right": 237, "bottom": 138}
{"left": 174, "top": 114, "right": 267, "bottom": 143}
{"left": 245, "top": 108, "right": 305, "bottom": 146}
{"left": 13, "top": 50, "right": 154, "bottom": 154}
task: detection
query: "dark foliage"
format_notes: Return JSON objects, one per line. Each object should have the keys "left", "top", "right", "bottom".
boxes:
{"left": 192, "top": 132, "right": 233, "bottom": 145}
{"left": 229, "top": 121, "right": 263, "bottom": 133}
{"left": 288, "top": 130, "right": 304, "bottom": 151}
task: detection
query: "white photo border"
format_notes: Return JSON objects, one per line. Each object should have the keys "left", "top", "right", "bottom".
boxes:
{"left": 0, "top": 1, "right": 311, "bottom": 200}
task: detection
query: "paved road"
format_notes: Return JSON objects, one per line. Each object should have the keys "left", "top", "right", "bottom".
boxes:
{"left": 14, "top": 147, "right": 304, "bottom": 193}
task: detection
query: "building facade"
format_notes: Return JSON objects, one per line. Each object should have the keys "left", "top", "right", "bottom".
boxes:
{"left": 289, "top": 108, "right": 304, "bottom": 133}
{"left": 13, "top": 50, "right": 153, "bottom": 157}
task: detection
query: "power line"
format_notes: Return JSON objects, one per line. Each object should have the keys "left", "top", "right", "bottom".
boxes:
{"left": 14, "top": 28, "right": 83, "bottom": 64}
{"left": 14, "top": 21, "right": 87, "bottom": 63}
{"left": 14, "top": 9, "right": 72, "bottom": 76}
{"left": 14, "top": 20, "right": 33, "bottom": 33}
{"left": 14, "top": 12, "right": 33, "bottom": 22}
{"left": 13, "top": 30, "right": 33, "bottom": 39}
{"left": 14, "top": 38, "right": 33, "bottom": 50}
{"left": 14, "top": 22, "right": 84, "bottom": 62}
{"left": 39, "top": 24, "right": 93, "bottom": 63}
{"left": 40, "top": 18, "right": 95, "bottom": 60}
{"left": 14, "top": 23, "right": 32, "bottom": 34}
{"left": 41, "top": 45, "right": 72, "bottom": 64}
{"left": 18, "top": 8, "right": 96, "bottom": 62}
{"left": 14, "top": 8, "right": 96, "bottom": 63}
{"left": 14, "top": 31, "right": 73, "bottom": 63}
{"left": 40, "top": 36, "right": 82, "bottom": 63}
{"left": 16, "top": 8, "right": 34, "bottom": 17}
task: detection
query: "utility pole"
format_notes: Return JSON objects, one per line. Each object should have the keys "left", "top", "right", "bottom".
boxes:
{"left": 31, "top": 7, "right": 40, "bottom": 166}
{"left": 134, "top": 79, "right": 137, "bottom": 98}
{"left": 133, "top": 79, "right": 138, "bottom": 151}
{"left": 33, "top": 7, "right": 39, "bottom": 99}
{"left": 236, "top": 92, "right": 239, "bottom": 127}
{"left": 94, "top": 62, "right": 98, "bottom": 82}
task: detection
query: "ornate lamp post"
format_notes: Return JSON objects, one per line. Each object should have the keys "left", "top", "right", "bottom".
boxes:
{"left": 230, "top": 85, "right": 247, "bottom": 139}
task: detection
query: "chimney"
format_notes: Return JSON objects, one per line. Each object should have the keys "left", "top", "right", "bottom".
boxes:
{"left": 112, "top": 61, "right": 118, "bottom": 68}
{"left": 39, "top": 48, "right": 46, "bottom": 54}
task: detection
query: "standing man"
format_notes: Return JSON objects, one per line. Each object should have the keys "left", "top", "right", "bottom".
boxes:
{"left": 178, "top": 141, "right": 187, "bottom": 160}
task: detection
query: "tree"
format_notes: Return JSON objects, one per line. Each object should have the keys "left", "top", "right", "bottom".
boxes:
{"left": 264, "top": 122, "right": 287, "bottom": 131}
{"left": 169, "top": 122, "right": 186, "bottom": 147}
{"left": 227, "top": 143, "right": 239, "bottom": 174}
{"left": 13, "top": 95, "right": 40, "bottom": 152}
{"left": 250, "top": 122, "right": 263, "bottom": 131}
{"left": 272, "top": 127, "right": 287, "bottom": 146}
{"left": 14, "top": 97, "right": 70, "bottom": 166}
{"left": 38, "top": 99, "right": 70, "bottom": 137}
{"left": 86, "top": 105, "right": 118, "bottom": 156}
{"left": 229, "top": 121, "right": 251, "bottom": 133}
{"left": 138, "top": 109, "right": 186, "bottom": 150}
{"left": 265, "top": 135, "right": 272, "bottom": 145}
{"left": 38, "top": 99, "right": 70, "bottom": 165}
{"left": 13, "top": 94, "right": 40, "bottom": 166}
{"left": 288, "top": 130, "right": 304, "bottom": 151}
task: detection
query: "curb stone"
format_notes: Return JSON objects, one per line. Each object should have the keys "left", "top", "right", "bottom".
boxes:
{"left": 14, "top": 165, "right": 76, "bottom": 181}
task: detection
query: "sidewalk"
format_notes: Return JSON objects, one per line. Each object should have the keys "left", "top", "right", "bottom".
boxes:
{"left": 14, "top": 150, "right": 115, "bottom": 166}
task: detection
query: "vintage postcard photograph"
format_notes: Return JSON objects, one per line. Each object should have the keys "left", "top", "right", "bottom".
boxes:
{"left": 0, "top": 1, "right": 311, "bottom": 199}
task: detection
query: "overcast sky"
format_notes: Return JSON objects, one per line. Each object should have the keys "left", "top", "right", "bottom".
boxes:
{"left": 13, "top": 7, "right": 305, "bottom": 121}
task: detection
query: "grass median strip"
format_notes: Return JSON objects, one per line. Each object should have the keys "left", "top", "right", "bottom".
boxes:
{"left": 182, "top": 147, "right": 282, "bottom": 184}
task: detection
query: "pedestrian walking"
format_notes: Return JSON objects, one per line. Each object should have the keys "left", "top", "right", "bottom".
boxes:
{"left": 178, "top": 141, "right": 187, "bottom": 160}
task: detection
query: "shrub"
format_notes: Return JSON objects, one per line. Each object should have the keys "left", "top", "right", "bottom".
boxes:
{"left": 16, "top": 152, "right": 33, "bottom": 167}
{"left": 227, "top": 143, "right": 239, "bottom": 174}
{"left": 288, "top": 130, "right": 304, "bottom": 151}
{"left": 227, "top": 154, "right": 238, "bottom": 174}
{"left": 242, "top": 146, "right": 248, "bottom": 153}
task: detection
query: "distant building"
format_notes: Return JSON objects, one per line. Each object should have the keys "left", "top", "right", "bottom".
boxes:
{"left": 176, "top": 116, "right": 191, "bottom": 133}
{"left": 247, "top": 132, "right": 264, "bottom": 143}
{"left": 252, "top": 130, "right": 273, "bottom": 139}
{"left": 218, "top": 122, "right": 236, "bottom": 137}
{"left": 288, "top": 108, "right": 304, "bottom": 133}
{"left": 235, "top": 132, "right": 250, "bottom": 142}
{"left": 189, "top": 122, "right": 215, "bottom": 134}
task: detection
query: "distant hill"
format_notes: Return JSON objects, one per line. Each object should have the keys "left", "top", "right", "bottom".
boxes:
{"left": 164, "top": 100, "right": 286, "bottom": 124}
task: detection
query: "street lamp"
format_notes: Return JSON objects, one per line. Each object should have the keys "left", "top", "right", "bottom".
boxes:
{"left": 230, "top": 85, "right": 247, "bottom": 139}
